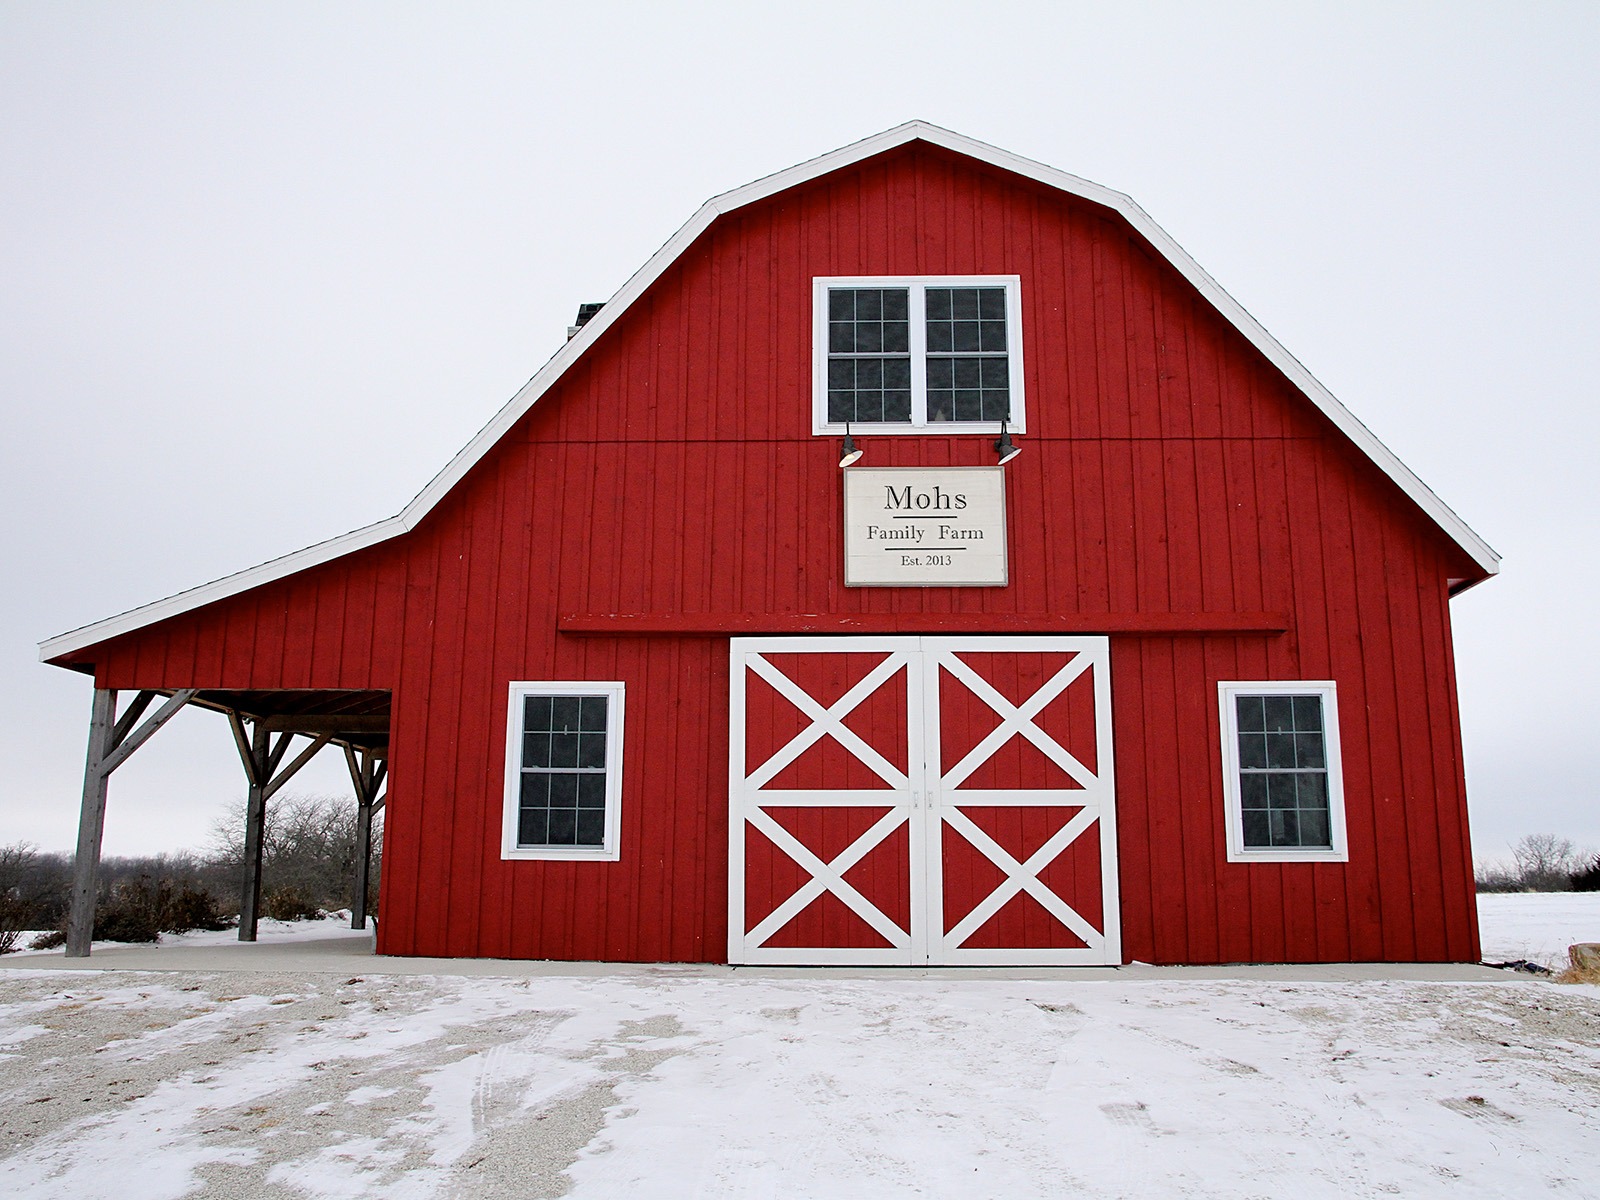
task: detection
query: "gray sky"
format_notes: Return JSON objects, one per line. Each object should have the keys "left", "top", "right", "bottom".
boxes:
{"left": 3, "top": 2, "right": 1595, "bottom": 866}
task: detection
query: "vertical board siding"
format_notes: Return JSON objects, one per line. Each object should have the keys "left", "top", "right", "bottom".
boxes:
{"left": 76, "top": 144, "right": 1479, "bottom": 964}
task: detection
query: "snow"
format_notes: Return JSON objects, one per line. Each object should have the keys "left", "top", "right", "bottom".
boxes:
{"left": 0, "top": 897, "right": 1594, "bottom": 1198}
{"left": 1477, "top": 891, "right": 1600, "bottom": 969}
{"left": 5, "top": 912, "right": 372, "bottom": 957}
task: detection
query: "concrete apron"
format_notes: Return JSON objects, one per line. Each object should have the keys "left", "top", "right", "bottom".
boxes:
{"left": 0, "top": 933, "right": 1512, "bottom": 983}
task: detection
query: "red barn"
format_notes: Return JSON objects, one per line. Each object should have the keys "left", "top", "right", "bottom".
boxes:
{"left": 43, "top": 123, "right": 1498, "bottom": 966}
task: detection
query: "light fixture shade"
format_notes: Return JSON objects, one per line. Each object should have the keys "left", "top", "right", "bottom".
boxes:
{"left": 994, "top": 420, "right": 1021, "bottom": 465}
{"left": 839, "top": 428, "right": 863, "bottom": 468}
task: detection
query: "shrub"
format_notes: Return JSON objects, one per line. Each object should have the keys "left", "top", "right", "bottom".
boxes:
{"left": 263, "top": 886, "right": 322, "bottom": 922}
{"left": 93, "top": 878, "right": 165, "bottom": 942}
{"left": 1572, "top": 855, "right": 1600, "bottom": 893}
{"left": 0, "top": 843, "right": 41, "bottom": 954}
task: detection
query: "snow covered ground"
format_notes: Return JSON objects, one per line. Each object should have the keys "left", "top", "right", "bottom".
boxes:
{"left": 0, "top": 896, "right": 1593, "bottom": 1199}
{"left": 1478, "top": 891, "right": 1600, "bottom": 970}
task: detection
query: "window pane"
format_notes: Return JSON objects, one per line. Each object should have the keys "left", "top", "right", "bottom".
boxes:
{"left": 926, "top": 288, "right": 951, "bottom": 320}
{"left": 1238, "top": 732, "right": 1267, "bottom": 770}
{"left": 829, "top": 321, "right": 854, "bottom": 354}
{"left": 978, "top": 288, "right": 1006, "bottom": 319}
{"left": 578, "top": 732, "right": 607, "bottom": 769}
{"left": 548, "top": 772, "right": 579, "bottom": 808}
{"left": 884, "top": 390, "right": 912, "bottom": 422}
{"left": 927, "top": 321, "right": 953, "bottom": 353}
{"left": 1263, "top": 696, "right": 1294, "bottom": 732}
{"left": 520, "top": 772, "right": 550, "bottom": 809}
{"left": 1236, "top": 695, "right": 1265, "bottom": 732}
{"left": 856, "top": 289, "right": 881, "bottom": 319}
{"left": 1292, "top": 695, "right": 1324, "bottom": 734}
{"left": 550, "top": 732, "right": 579, "bottom": 768}
{"left": 576, "top": 810, "right": 606, "bottom": 846}
{"left": 1240, "top": 773, "right": 1268, "bottom": 810}
{"left": 951, "top": 289, "right": 980, "bottom": 320}
{"left": 829, "top": 290, "right": 854, "bottom": 320}
{"left": 579, "top": 696, "right": 608, "bottom": 731}
{"left": 547, "top": 808, "right": 576, "bottom": 845}
{"left": 882, "top": 289, "right": 908, "bottom": 320}
{"left": 1298, "top": 808, "right": 1330, "bottom": 848}
{"left": 518, "top": 807, "right": 548, "bottom": 846}
{"left": 1266, "top": 732, "right": 1297, "bottom": 769}
{"left": 551, "top": 696, "right": 580, "bottom": 732}
{"left": 927, "top": 358, "right": 953, "bottom": 389}
{"left": 1295, "top": 732, "right": 1325, "bottom": 769}
{"left": 1270, "top": 809, "right": 1299, "bottom": 847}
{"left": 1296, "top": 772, "right": 1328, "bottom": 815}
{"left": 1242, "top": 810, "right": 1270, "bottom": 847}
{"left": 578, "top": 773, "right": 607, "bottom": 808}
{"left": 522, "top": 732, "right": 549, "bottom": 768}
{"left": 1266, "top": 773, "right": 1298, "bottom": 810}
{"left": 523, "top": 695, "right": 554, "bottom": 733}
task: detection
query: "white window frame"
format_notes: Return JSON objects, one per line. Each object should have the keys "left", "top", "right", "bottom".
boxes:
{"left": 501, "top": 680, "right": 625, "bottom": 861}
{"left": 812, "top": 275, "right": 1026, "bottom": 436}
{"left": 1218, "top": 680, "right": 1348, "bottom": 864}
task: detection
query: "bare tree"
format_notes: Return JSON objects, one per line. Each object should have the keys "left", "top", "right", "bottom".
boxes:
{"left": 208, "top": 792, "right": 380, "bottom": 913}
{"left": 1511, "top": 834, "right": 1585, "bottom": 892}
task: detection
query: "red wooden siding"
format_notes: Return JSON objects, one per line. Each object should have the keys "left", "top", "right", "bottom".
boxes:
{"left": 66, "top": 142, "right": 1483, "bottom": 963}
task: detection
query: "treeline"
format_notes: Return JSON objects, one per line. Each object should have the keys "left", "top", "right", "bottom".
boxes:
{"left": 1476, "top": 834, "right": 1600, "bottom": 893}
{"left": 0, "top": 793, "right": 381, "bottom": 952}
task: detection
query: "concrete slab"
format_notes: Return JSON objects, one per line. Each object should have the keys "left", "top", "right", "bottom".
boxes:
{"left": 0, "top": 933, "right": 1516, "bottom": 983}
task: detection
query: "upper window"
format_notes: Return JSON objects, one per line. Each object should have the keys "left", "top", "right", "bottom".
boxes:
{"left": 1218, "top": 681, "right": 1348, "bottom": 863}
{"left": 502, "top": 681, "right": 625, "bottom": 861}
{"left": 812, "top": 276, "right": 1025, "bottom": 434}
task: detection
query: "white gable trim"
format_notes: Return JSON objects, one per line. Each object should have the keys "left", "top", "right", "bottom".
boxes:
{"left": 40, "top": 121, "right": 1498, "bottom": 663}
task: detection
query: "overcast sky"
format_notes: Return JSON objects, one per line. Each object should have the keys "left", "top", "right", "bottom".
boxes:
{"left": 2, "top": 3, "right": 1595, "bottom": 866}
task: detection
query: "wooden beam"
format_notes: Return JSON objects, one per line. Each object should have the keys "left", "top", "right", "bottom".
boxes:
{"left": 258, "top": 715, "right": 389, "bottom": 734}
{"left": 109, "top": 690, "right": 155, "bottom": 748}
{"left": 101, "top": 689, "right": 197, "bottom": 775}
{"left": 66, "top": 687, "right": 197, "bottom": 958}
{"left": 65, "top": 689, "right": 117, "bottom": 958}
{"left": 263, "top": 733, "right": 330, "bottom": 801}
{"left": 235, "top": 726, "right": 332, "bottom": 941}
{"left": 557, "top": 611, "right": 1292, "bottom": 636}
{"left": 344, "top": 745, "right": 385, "bottom": 932}
{"left": 237, "top": 723, "right": 270, "bottom": 942}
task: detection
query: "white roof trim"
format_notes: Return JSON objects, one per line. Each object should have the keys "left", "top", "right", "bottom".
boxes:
{"left": 40, "top": 121, "right": 1498, "bottom": 663}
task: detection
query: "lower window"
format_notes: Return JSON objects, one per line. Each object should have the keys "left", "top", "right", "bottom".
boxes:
{"left": 1218, "top": 681, "right": 1347, "bottom": 863}
{"left": 502, "top": 681, "right": 625, "bottom": 860}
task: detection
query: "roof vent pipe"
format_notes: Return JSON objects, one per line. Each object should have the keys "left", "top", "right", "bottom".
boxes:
{"left": 567, "top": 302, "right": 605, "bottom": 340}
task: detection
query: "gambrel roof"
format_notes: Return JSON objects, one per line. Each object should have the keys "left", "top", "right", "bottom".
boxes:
{"left": 41, "top": 121, "right": 1498, "bottom": 664}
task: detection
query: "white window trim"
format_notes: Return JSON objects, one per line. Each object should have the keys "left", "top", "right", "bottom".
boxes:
{"left": 812, "top": 275, "right": 1026, "bottom": 436}
{"left": 502, "top": 680, "right": 625, "bottom": 862}
{"left": 1218, "top": 680, "right": 1348, "bottom": 864}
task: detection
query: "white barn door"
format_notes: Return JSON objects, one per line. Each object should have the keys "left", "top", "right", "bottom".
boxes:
{"left": 729, "top": 636, "right": 1119, "bottom": 966}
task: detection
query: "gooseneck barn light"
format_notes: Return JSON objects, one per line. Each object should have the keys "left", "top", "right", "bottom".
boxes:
{"left": 994, "top": 418, "right": 1021, "bottom": 465}
{"left": 839, "top": 424, "right": 864, "bottom": 468}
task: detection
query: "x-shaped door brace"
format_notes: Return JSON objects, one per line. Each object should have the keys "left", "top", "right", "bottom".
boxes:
{"left": 744, "top": 805, "right": 910, "bottom": 949}
{"left": 743, "top": 652, "right": 910, "bottom": 791}
{"left": 941, "top": 805, "right": 1103, "bottom": 949}
{"left": 935, "top": 651, "right": 1101, "bottom": 793}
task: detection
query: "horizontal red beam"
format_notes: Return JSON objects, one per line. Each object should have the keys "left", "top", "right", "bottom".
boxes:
{"left": 559, "top": 612, "right": 1289, "bottom": 636}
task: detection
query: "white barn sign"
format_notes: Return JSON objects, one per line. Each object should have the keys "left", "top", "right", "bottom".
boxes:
{"left": 843, "top": 467, "right": 1008, "bottom": 587}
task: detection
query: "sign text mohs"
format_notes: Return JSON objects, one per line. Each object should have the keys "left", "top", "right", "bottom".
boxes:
{"left": 843, "top": 467, "right": 1008, "bottom": 587}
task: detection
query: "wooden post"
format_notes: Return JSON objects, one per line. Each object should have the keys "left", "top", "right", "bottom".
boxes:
{"left": 344, "top": 746, "right": 386, "bottom": 931}
{"left": 230, "top": 713, "right": 330, "bottom": 941}
{"left": 65, "top": 687, "right": 197, "bottom": 958}
{"left": 237, "top": 721, "right": 270, "bottom": 942}
{"left": 65, "top": 689, "right": 117, "bottom": 958}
